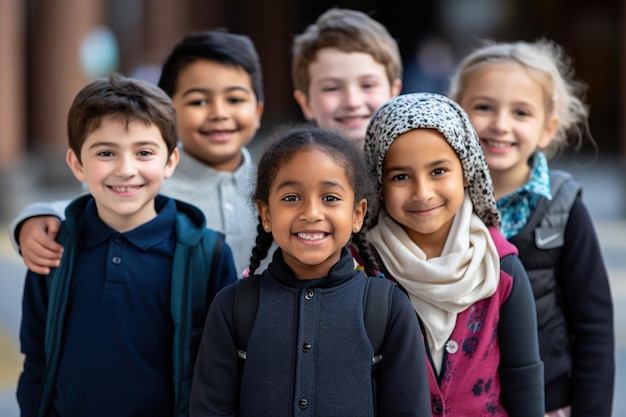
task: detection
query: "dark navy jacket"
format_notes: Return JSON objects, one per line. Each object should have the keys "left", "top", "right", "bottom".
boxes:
{"left": 17, "top": 194, "right": 237, "bottom": 417}
{"left": 190, "top": 248, "right": 431, "bottom": 417}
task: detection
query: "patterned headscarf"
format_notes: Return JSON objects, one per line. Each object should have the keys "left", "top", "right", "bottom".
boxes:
{"left": 364, "top": 92, "right": 501, "bottom": 228}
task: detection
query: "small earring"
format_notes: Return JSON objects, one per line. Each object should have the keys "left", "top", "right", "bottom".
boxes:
{"left": 264, "top": 224, "right": 269, "bottom": 231}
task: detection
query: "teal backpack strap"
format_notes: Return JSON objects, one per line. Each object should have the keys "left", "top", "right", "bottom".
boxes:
{"left": 363, "top": 277, "right": 395, "bottom": 416}
{"left": 172, "top": 225, "right": 224, "bottom": 417}
{"left": 190, "top": 230, "right": 223, "bottom": 360}
{"left": 534, "top": 170, "right": 582, "bottom": 249}
{"left": 191, "top": 231, "right": 222, "bottom": 329}
{"left": 36, "top": 226, "right": 74, "bottom": 417}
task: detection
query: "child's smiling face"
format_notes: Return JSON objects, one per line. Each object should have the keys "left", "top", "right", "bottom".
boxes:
{"left": 382, "top": 129, "right": 467, "bottom": 258}
{"left": 66, "top": 116, "right": 178, "bottom": 232}
{"left": 294, "top": 48, "right": 401, "bottom": 150}
{"left": 172, "top": 59, "right": 264, "bottom": 172}
{"left": 257, "top": 147, "right": 367, "bottom": 279}
{"left": 458, "top": 62, "right": 558, "bottom": 187}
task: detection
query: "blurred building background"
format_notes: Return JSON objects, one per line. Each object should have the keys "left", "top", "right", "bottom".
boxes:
{"left": 0, "top": 0, "right": 625, "bottom": 223}
{"left": 1, "top": 1, "right": 626, "bottom": 416}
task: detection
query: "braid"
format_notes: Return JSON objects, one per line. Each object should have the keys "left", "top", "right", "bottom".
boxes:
{"left": 248, "top": 216, "right": 274, "bottom": 275}
{"left": 351, "top": 232, "right": 381, "bottom": 277}
{"left": 251, "top": 125, "right": 375, "bottom": 276}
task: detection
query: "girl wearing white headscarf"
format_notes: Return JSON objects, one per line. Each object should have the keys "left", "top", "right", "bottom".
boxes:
{"left": 361, "top": 92, "right": 544, "bottom": 417}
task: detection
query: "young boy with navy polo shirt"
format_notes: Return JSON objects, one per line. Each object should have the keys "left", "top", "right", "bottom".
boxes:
{"left": 10, "top": 30, "right": 265, "bottom": 276}
{"left": 17, "top": 73, "right": 238, "bottom": 417}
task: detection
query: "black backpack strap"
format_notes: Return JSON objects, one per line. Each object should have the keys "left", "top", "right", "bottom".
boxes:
{"left": 363, "top": 277, "right": 395, "bottom": 416}
{"left": 234, "top": 274, "right": 261, "bottom": 361}
{"left": 364, "top": 277, "right": 395, "bottom": 361}
{"left": 233, "top": 274, "right": 394, "bottom": 416}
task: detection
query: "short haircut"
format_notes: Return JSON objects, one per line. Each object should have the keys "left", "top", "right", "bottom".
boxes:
{"left": 158, "top": 30, "right": 264, "bottom": 103}
{"left": 291, "top": 8, "right": 402, "bottom": 94}
{"left": 67, "top": 73, "right": 178, "bottom": 162}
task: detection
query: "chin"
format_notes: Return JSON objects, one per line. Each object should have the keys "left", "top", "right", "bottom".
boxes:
{"left": 346, "top": 132, "right": 366, "bottom": 147}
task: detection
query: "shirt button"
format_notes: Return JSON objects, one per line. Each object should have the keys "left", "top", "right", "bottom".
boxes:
{"left": 432, "top": 395, "right": 443, "bottom": 414}
{"left": 112, "top": 256, "right": 122, "bottom": 265}
{"left": 113, "top": 236, "right": 123, "bottom": 245}
{"left": 304, "top": 289, "right": 314, "bottom": 300}
{"left": 225, "top": 202, "right": 234, "bottom": 212}
{"left": 298, "top": 398, "right": 309, "bottom": 409}
{"left": 445, "top": 339, "right": 459, "bottom": 354}
{"left": 302, "top": 342, "right": 311, "bottom": 352}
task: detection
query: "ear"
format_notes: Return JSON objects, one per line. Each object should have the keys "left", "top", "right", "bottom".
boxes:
{"left": 352, "top": 198, "right": 368, "bottom": 233}
{"left": 256, "top": 200, "right": 271, "bottom": 233}
{"left": 66, "top": 149, "right": 86, "bottom": 182}
{"left": 254, "top": 101, "right": 265, "bottom": 129}
{"left": 390, "top": 79, "right": 403, "bottom": 98}
{"left": 538, "top": 115, "right": 559, "bottom": 149}
{"left": 293, "top": 89, "right": 315, "bottom": 120}
{"left": 163, "top": 148, "right": 179, "bottom": 179}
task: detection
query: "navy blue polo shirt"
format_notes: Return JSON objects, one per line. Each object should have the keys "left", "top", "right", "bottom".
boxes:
{"left": 53, "top": 197, "right": 177, "bottom": 417}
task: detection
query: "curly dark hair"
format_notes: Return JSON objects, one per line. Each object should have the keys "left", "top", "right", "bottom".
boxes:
{"left": 248, "top": 124, "right": 380, "bottom": 276}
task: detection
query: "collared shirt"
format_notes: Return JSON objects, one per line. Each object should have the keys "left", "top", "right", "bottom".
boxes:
{"left": 497, "top": 151, "right": 552, "bottom": 239}
{"left": 54, "top": 197, "right": 177, "bottom": 417}
{"left": 161, "top": 146, "right": 256, "bottom": 275}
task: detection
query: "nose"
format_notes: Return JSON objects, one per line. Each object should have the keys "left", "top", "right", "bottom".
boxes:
{"left": 489, "top": 110, "right": 510, "bottom": 134}
{"left": 341, "top": 85, "right": 363, "bottom": 109}
{"left": 412, "top": 178, "right": 434, "bottom": 203}
{"left": 299, "top": 199, "right": 323, "bottom": 222}
{"left": 208, "top": 99, "right": 228, "bottom": 120}
{"left": 115, "top": 154, "right": 137, "bottom": 177}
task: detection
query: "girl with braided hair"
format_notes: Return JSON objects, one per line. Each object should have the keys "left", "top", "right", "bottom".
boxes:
{"left": 190, "top": 125, "right": 430, "bottom": 417}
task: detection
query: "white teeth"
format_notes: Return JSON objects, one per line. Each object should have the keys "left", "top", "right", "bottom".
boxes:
{"left": 111, "top": 185, "right": 140, "bottom": 192}
{"left": 338, "top": 116, "right": 366, "bottom": 122}
{"left": 297, "top": 233, "right": 326, "bottom": 241}
{"left": 485, "top": 140, "right": 510, "bottom": 148}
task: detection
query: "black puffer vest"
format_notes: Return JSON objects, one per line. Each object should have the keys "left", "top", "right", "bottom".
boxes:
{"left": 508, "top": 170, "right": 582, "bottom": 385}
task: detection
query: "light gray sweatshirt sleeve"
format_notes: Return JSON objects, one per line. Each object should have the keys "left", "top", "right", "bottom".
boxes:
{"left": 8, "top": 199, "right": 72, "bottom": 254}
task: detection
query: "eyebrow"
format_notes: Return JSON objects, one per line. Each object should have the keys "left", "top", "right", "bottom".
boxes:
{"left": 385, "top": 159, "right": 455, "bottom": 172}
{"left": 275, "top": 180, "right": 346, "bottom": 191}
{"left": 88, "top": 140, "right": 161, "bottom": 150}
{"left": 181, "top": 85, "right": 252, "bottom": 97}
{"left": 315, "top": 73, "right": 382, "bottom": 83}
{"left": 469, "top": 95, "right": 537, "bottom": 108}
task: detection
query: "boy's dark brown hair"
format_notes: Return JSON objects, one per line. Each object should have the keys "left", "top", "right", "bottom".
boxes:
{"left": 67, "top": 73, "right": 177, "bottom": 162}
{"left": 158, "top": 30, "right": 264, "bottom": 104}
{"left": 291, "top": 8, "right": 402, "bottom": 95}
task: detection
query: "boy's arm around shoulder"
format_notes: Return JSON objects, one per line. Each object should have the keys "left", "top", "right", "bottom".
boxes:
{"left": 190, "top": 282, "right": 239, "bottom": 417}
{"left": 498, "top": 254, "right": 545, "bottom": 417}
{"left": 9, "top": 199, "right": 71, "bottom": 252}
{"left": 10, "top": 199, "right": 74, "bottom": 275}
{"left": 378, "top": 286, "right": 431, "bottom": 417}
